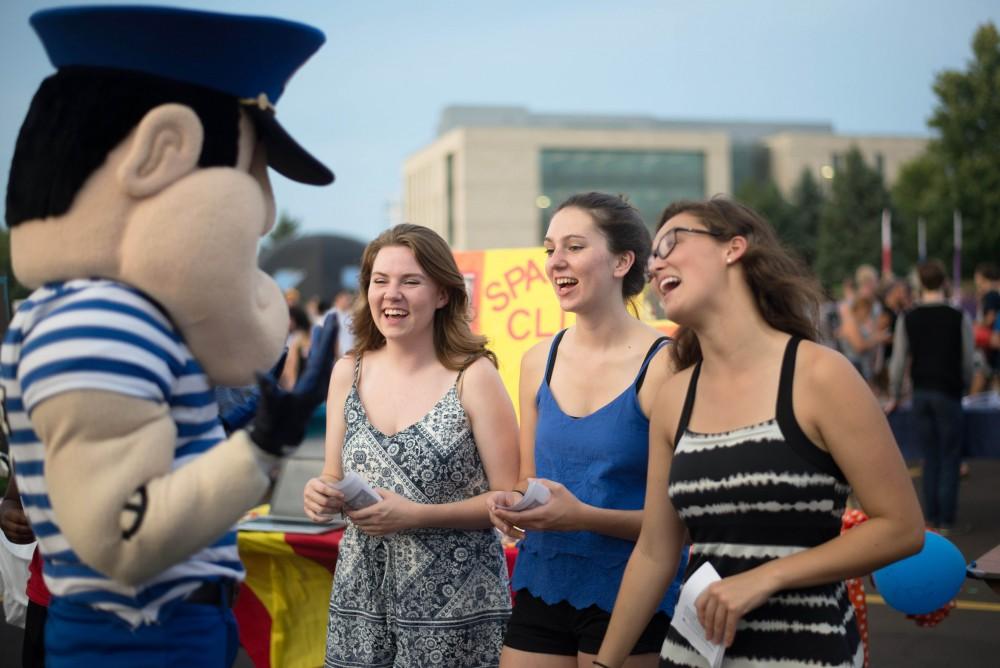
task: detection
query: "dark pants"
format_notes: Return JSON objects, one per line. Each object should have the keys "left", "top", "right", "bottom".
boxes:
{"left": 22, "top": 600, "right": 46, "bottom": 668}
{"left": 912, "top": 389, "right": 964, "bottom": 527}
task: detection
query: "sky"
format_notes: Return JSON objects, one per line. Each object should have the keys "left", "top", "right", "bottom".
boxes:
{"left": 1, "top": 0, "right": 998, "bottom": 245}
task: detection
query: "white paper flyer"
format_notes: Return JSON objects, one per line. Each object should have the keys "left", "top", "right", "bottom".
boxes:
{"left": 669, "top": 561, "right": 726, "bottom": 668}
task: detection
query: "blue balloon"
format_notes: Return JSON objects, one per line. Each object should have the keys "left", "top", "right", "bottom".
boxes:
{"left": 872, "top": 531, "right": 966, "bottom": 615}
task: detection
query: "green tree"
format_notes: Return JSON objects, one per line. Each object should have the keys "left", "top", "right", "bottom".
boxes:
{"left": 815, "top": 147, "right": 891, "bottom": 288}
{"left": 261, "top": 210, "right": 301, "bottom": 256}
{"left": 893, "top": 22, "right": 1000, "bottom": 276}
{"left": 737, "top": 178, "right": 790, "bottom": 233}
{"left": 787, "top": 169, "right": 824, "bottom": 270}
{"left": 928, "top": 22, "right": 1000, "bottom": 274}
{"left": 736, "top": 177, "right": 810, "bottom": 261}
{"left": 0, "top": 227, "right": 31, "bottom": 308}
{"left": 891, "top": 152, "right": 952, "bottom": 272}
{"left": 736, "top": 173, "right": 824, "bottom": 271}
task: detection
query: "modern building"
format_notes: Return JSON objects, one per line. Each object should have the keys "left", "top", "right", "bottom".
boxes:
{"left": 403, "top": 105, "right": 927, "bottom": 249}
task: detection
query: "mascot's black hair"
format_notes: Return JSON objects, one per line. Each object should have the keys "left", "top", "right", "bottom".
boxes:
{"left": 6, "top": 67, "right": 240, "bottom": 228}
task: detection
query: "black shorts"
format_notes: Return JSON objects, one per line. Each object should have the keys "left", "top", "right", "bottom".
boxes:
{"left": 503, "top": 589, "right": 669, "bottom": 656}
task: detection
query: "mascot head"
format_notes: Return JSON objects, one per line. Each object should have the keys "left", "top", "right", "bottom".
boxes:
{"left": 6, "top": 6, "right": 333, "bottom": 385}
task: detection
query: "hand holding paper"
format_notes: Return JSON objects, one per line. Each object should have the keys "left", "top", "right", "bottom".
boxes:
{"left": 670, "top": 561, "right": 726, "bottom": 668}
{"left": 329, "top": 472, "right": 382, "bottom": 510}
{"left": 498, "top": 478, "right": 551, "bottom": 512}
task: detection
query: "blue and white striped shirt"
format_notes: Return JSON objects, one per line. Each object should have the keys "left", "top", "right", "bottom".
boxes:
{"left": 0, "top": 279, "right": 244, "bottom": 625}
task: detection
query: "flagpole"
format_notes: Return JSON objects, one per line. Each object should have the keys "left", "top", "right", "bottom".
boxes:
{"left": 917, "top": 217, "right": 927, "bottom": 262}
{"left": 881, "top": 209, "right": 892, "bottom": 278}
{"left": 952, "top": 209, "right": 962, "bottom": 302}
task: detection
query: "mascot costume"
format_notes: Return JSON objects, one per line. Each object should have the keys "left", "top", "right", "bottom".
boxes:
{"left": 1, "top": 6, "right": 336, "bottom": 666}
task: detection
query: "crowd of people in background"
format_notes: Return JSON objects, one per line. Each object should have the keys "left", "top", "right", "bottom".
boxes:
{"left": 822, "top": 261, "right": 999, "bottom": 403}
{"left": 281, "top": 288, "right": 359, "bottom": 389}
{"left": 820, "top": 258, "right": 997, "bottom": 539}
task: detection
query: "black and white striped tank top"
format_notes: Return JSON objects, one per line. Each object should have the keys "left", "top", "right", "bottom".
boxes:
{"left": 662, "top": 337, "right": 863, "bottom": 668}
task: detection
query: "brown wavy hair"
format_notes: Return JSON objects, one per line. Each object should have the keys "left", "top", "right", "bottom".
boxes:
{"left": 658, "top": 197, "right": 823, "bottom": 371}
{"left": 351, "top": 224, "right": 497, "bottom": 370}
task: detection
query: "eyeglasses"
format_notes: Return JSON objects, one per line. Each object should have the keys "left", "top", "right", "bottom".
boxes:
{"left": 649, "top": 227, "right": 722, "bottom": 264}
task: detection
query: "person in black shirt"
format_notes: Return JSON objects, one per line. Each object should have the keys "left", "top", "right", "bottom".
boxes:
{"left": 887, "top": 260, "right": 974, "bottom": 533}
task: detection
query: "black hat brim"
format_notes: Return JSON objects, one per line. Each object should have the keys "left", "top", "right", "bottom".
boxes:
{"left": 246, "top": 106, "right": 334, "bottom": 186}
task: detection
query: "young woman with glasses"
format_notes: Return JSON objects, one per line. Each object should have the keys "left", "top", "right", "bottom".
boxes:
{"left": 594, "top": 197, "right": 924, "bottom": 668}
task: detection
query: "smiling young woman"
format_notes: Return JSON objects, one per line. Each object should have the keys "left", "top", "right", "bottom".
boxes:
{"left": 302, "top": 224, "right": 520, "bottom": 667}
{"left": 596, "top": 198, "right": 924, "bottom": 668}
{"left": 487, "top": 193, "right": 687, "bottom": 668}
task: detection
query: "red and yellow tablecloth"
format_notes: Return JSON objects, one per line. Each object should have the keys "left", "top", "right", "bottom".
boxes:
{"left": 235, "top": 529, "right": 343, "bottom": 668}
{"left": 236, "top": 529, "right": 518, "bottom": 668}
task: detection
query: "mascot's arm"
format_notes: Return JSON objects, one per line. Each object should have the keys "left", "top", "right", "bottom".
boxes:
{"left": 33, "top": 390, "right": 272, "bottom": 586}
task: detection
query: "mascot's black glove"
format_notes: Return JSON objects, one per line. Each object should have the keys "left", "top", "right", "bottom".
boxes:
{"left": 248, "top": 313, "right": 339, "bottom": 456}
{"left": 218, "top": 350, "right": 287, "bottom": 434}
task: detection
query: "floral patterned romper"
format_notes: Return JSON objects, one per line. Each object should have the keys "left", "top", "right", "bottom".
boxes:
{"left": 324, "top": 358, "right": 511, "bottom": 668}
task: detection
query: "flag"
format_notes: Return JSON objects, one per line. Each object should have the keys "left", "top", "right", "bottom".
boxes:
{"left": 236, "top": 529, "right": 341, "bottom": 668}
{"left": 917, "top": 217, "right": 927, "bottom": 262}
{"left": 953, "top": 210, "right": 962, "bottom": 296}
{"left": 881, "top": 209, "right": 892, "bottom": 277}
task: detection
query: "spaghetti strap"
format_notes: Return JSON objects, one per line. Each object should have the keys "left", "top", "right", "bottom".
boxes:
{"left": 635, "top": 336, "right": 670, "bottom": 393}
{"left": 543, "top": 329, "right": 568, "bottom": 386}
{"left": 352, "top": 353, "right": 362, "bottom": 387}
{"left": 774, "top": 336, "right": 801, "bottom": 418}
{"left": 673, "top": 361, "right": 702, "bottom": 448}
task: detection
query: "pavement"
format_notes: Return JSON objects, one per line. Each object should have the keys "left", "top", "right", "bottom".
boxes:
{"left": 3, "top": 458, "right": 999, "bottom": 668}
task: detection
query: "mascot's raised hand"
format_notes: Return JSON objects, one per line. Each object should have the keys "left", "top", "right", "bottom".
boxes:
{"left": 250, "top": 313, "right": 340, "bottom": 456}
{"left": 219, "top": 311, "right": 339, "bottom": 436}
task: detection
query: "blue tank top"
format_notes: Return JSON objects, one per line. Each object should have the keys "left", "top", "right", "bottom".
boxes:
{"left": 511, "top": 330, "right": 686, "bottom": 614}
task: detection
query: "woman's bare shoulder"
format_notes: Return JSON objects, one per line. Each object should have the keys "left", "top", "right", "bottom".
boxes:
{"left": 329, "top": 354, "right": 356, "bottom": 387}
{"left": 461, "top": 354, "right": 501, "bottom": 384}
{"left": 637, "top": 322, "right": 675, "bottom": 363}
{"left": 658, "top": 363, "right": 694, "bottom": 401}
{"left": 521, "top": 336, "right": 553, "bottom": 371}
{"left": 795, "top": 339, "right": 857, "bottom": 386}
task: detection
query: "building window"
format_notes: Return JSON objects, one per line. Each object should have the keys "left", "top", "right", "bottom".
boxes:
{"left": 538, "top": 149, "right": 705, "bottom": 238}
{"left": 731, "top": 144, "right": 770, "bottom": 193}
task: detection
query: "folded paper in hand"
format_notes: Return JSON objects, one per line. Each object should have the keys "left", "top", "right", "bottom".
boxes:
{"left": 331, "top": 472, "right": 382, "bottom": 510}
{"left": 670, "top": 561, "right": 725, "bottom": 668}
{"left": 500, "top": 478, "right": 551, "bottom": 512}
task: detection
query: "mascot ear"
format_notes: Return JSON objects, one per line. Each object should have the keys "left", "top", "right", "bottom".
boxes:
{"left": 117, "top": 103, "right": 203, "bottom": 198}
